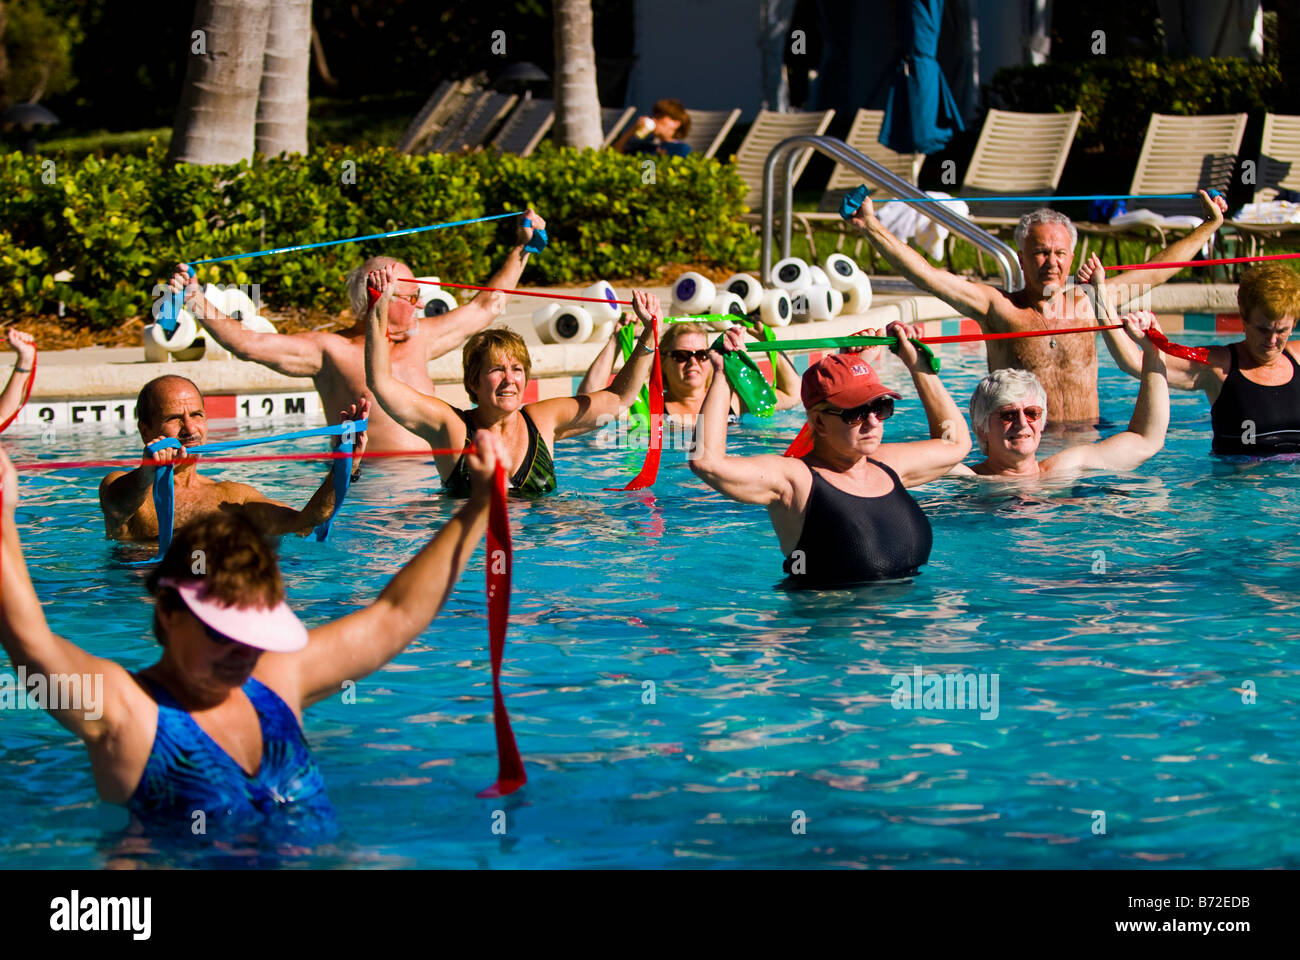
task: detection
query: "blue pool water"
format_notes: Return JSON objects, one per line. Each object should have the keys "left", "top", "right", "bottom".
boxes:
{"left": 2, "top": 334, "right": 1299, "bottom": 869}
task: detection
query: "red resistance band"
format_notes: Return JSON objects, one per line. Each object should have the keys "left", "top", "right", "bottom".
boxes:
{"left": 0, "top": 352, "right": 37, "bottom": 435}
{"left": 479, "top": 460, "right": 525, "bottom": 798}
{"left": 1111, "top": 251, "right": 1300, "bottom": 272}
{"left": 408, "top": 278, "right": 633, "bottom": 307}
{"left": 606, "top": 322, "right": 664, "bottom": 491}
{"left": 781, "top": 323, "right": 1211, "bottom": 457}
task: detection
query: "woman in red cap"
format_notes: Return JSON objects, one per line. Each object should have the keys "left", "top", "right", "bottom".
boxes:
{"left": 690, "top": 321, "right": 971, "bottom": 588}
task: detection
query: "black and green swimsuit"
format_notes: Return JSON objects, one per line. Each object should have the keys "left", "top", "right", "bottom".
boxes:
{"left": 443, "top": 407, "right": 557, "bottom": 497}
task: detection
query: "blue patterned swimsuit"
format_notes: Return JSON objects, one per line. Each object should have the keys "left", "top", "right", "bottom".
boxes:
{"left": 129, "top": 675, "right": 333, "bottom": 824}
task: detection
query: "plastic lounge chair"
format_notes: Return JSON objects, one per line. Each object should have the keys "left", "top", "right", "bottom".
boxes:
{"left": 492, "top": 95, "right": 555, "bottom": 156}
{"left": 788, "top": 108, "right": 926, "bottom": 260}
{"left": 601, "top": 106, "right": 638, "bottom": 148}
{"left": 679, "top": 107, "right": 742, "bottom": 159}
{"left": 1229, "top": 113, "right": 1300, "bottom": 256}
{"left": 1075, "top": 112, "right": 1247, "bottom": 264}
{"left": 429, "top": 91, "right": 519, "bottom": 153}
{"left": 733, "top": 108, "right": 836, "bottom": 214}
{"left": 397, "top": 76, "right": 484, "bottom": 155}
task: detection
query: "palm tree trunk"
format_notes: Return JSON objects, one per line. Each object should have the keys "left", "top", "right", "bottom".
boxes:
{"left": 256, "top": 0, "right": 312, "bottom": 157}
{"left": 551, "top": 0, "right": 602, "bottom": 149}
{"left": 170, "top": 0, "right": 272, "bottom": 164}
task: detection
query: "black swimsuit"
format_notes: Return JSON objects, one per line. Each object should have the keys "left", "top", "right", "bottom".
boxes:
{"left": 782, "top": 458, "right": 933, "bottom": 588}
{"left": 443, "top": 408, "right": 557, "bottom": 497}
{"left": 1210, "top": 344, "right": 1300, "bottom": 455}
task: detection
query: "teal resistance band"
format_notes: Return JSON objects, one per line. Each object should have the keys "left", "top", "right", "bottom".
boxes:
{"left": 125, "top": 419, "right": 367, "bottom": 567}
{"left": 158, "top": 211, "right": 549, "bottom": 334}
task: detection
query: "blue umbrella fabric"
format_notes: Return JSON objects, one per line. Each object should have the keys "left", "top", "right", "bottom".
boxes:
{"left": 879, "top": 0, "right": 965, "bottom": 155}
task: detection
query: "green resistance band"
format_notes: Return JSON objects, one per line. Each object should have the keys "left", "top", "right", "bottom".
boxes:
{"left": 746, "top": 336, "right": 941, "bottom": 373}
{"left": 618, "top": 323, "right": 651, "bottom": 426}
{"left": 712, "top": 334, "right": 777, "bottom": 418}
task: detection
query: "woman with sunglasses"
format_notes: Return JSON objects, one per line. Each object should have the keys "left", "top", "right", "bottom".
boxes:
{"left": 579, "top": 317, "right": 801, "bottom": 422}
{"left": 690, "top": 321, "right": 971, "bottom": 588}
{"left": 950, "top": 311, "right": 1168, "bottom": 479}
{"left": 0, "top": 431, "right": 508, "bottom": 828}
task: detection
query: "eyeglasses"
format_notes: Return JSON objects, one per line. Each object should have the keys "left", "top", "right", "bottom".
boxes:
{"left": 669, "top": 349, "right": 710, "bottom": 364}
{"left": 996, "top": 406, "right": 1044, "bottom": 424}
{"left": 822, "top": 397, "right": 894, "bottom": 424}
{"left": 391, "top": 291, "right": 420, "bottom": 306}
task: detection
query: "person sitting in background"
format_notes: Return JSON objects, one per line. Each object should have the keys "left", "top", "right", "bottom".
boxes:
{"left": 577, "top": 315, "right": 800, "bottom": 424}
{"left": 0, "top": 329, "right": 36, "bottom": 428}
{"left": 949, "top": 312, "right": 1169, "bottom": 479}
{"left": 613, "top": 99, "right": 692, "bottom": 158}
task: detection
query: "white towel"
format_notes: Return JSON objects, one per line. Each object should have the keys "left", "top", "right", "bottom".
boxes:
{"left": 1231, "top": 201, "right": 1300, "bottom": 225}
{"left": 1109, "top": 208, "right": 1203, "bottom": 229}
{"left": 876, "top": 192, "right": 971, "bottom": 260}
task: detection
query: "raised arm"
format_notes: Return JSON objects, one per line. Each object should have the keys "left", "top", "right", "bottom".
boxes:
{"left": 279, "top": 430, "right": 506, "bottom": 708}
{"left": 576, "top": 312, "right": 633, "bottom": 394}
{"left": 167, "top": 264, "right": 326, "bottom": 377}
{"left": 873, "top": 322, "right": 972, "bottom": 486}
{"left": 364, "top": 264, "right": 462, "bottom": 448}
{"left": 688, "top": 340, "right": 802, "bottom": 505}
{"left": 845, "top": 192, "right": 1000, "bottom": 324}
{"left": 0, "top": 329, "right": 35, "bottom": 426}
{"left": 239, "top": 399, "right": 370, "bottom": 537}
{"left": 98, "top": 441, "right": 187, "bottom": 537}
{"left": 424, "top": 209, "right": 547, "bottom": 361}
{"left": 1113, "top": 190, "right": 1228, "bottom": 298}
{"left": 535, "top": 291, "right": 660, "bottom": 441}
{"left": 1050, "top": 313, "right": 1169, "bottom": 474}
{"left": 2, "top": 445, "right": 138, "bottom": 744}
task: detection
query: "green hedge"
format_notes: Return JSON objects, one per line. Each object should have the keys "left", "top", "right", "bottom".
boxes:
{"left": 987, "top": 57, "right": 1287, "bottom": 157}
{"left": 0, "top": 141, "right": 755, "bottom": 328}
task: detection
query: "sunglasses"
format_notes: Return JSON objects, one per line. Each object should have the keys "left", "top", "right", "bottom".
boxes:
{"left": 996, "top": 406, "right": 1044, "bottom": 424}
{"left": 822, "top": 397, "right": 894, "bottom": 424}
{"left": 669, "top": 349, "right": 710, "bottom": 364}
{"left": 391, "top": 291, "right": 421, "bottom": 306}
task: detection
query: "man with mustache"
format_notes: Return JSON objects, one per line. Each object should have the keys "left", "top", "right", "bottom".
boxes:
{"left": 163, "top": 209, "right": 545, "bottom": 453}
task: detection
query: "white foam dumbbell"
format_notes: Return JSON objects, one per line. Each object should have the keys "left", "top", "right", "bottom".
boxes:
{"left": 759, "top": 288, "right": 792, "bottom": 328}
{"left": 808, "top": 265, "right": 831, "bottom": 288}
{"left": 822, "top": 254, "right": 861, "bottom": 291}
{"left": 589, "top": 319, "right": 615, "bottom": 343}
{"left": 533, "top": 303, "right": 561, "bottom": 343}
{"left": 723, "top": 273, "right": 764, "bottom": 313}
{"left": 671, "top": 272, "right": 716, "bottom": 314}
{"left": 144, "top": 308, "right": 199, "bottom": 362}
{"left": 808, "top": 286, "right": 842, "bottom": 321}
{"left": 788, "top": 286, "right": 815, "bottom": 321}
{"left": 423, "top": 289, "right": 458, "bottom": 317}
{"left": 771, "top": 257, "right": 811, "bottom": 292}
{"left": 842, "top": 276, "right": 873, "bottom": 315}
{"left": 708, "top": 292, "right": 748, "bottom": 330}
{"left": 548, "top": 304, "right": 594, "bottom": 343}
{"left": 582, "top": 281, "right": 622, "bottom": 323}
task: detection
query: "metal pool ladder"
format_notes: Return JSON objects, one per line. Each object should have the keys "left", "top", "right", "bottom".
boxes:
{"left": 760, "top": 135, "right": 1025, "bottom": 293}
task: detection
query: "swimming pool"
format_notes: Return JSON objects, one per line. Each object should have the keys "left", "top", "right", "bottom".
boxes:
{"left": 2, "top": 333, "right": 1298, "bottom": 869}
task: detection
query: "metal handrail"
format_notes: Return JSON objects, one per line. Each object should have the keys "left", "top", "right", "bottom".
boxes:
{"left": 760, "top": 135, "right": 1024, "bottom": 292}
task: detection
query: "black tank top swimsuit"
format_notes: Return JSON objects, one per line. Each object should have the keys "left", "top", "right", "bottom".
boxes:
{"left": 443, "top": 407, "right": 557, "bottom": 497}
{"left": 782, "top": 458, "right": 933, "bottom": 588}
{"left": 1210, "top": 344, "right": 1300, "bottom": 455}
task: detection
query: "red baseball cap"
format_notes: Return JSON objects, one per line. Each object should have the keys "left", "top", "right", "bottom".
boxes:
{"left": 800, "top": 354, "right": 901, "bottom": 410}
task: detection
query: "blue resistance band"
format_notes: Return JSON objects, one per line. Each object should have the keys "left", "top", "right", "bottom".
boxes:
{"left": 839, "top": 184, "right": 1222, "bottom": 218}
{"left": 157, "top": 210, "right": 538, "bottom": 334}
{"left": 125, "top": 419, "right": 367, "bottom": 567}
